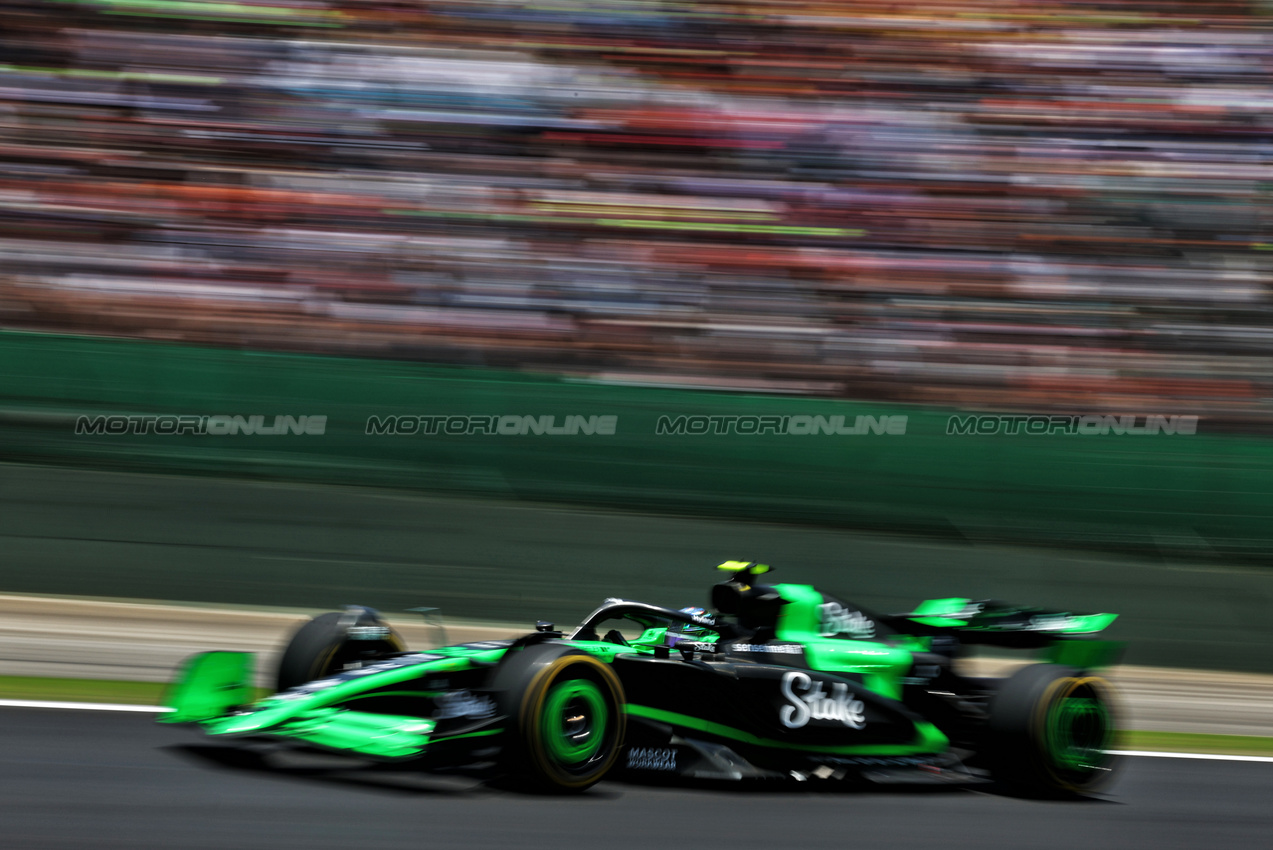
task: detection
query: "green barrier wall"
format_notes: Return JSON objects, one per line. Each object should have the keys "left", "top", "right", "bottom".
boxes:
{"left": 5, "top": 464, "right": 1272, "bottom": 672}
{"left": 1, "top": 330, "right": 1270, "bottom": 559}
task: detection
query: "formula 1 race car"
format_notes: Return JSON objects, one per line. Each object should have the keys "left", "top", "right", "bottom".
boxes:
{"left": 162, "top": 561, "right": 1122, "bottom": 796}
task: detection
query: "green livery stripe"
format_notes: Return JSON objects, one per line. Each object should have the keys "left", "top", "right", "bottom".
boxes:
{"left": 430, "top": 728, "right": 501, "bottom": 744}
{"left": 342, "top": 691, "right": 443, "bottom": 703}
{"left": 624, "top": 705, "right": 948, "bottom": 755}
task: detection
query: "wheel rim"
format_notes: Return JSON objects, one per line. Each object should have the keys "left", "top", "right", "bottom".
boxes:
{"left": 1046, "top": 681, "right": 1112, "bottom": 778}
{"left": 540, "top": 678, "right": 608, "bottom": 769}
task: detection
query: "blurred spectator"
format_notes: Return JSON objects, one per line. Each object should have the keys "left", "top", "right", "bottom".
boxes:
{"left": 0, "top": 0, "right": 1271, "bottom": 426}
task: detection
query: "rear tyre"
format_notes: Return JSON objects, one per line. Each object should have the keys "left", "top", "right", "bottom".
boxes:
{"left": 984, "top": 663, "right": 1118, "bottom": 796}
{"left": 492, "top": 643, "right": 626, "bottom": 792}
{"left": 275, "top": 611, "right": 405, "bottom": 692}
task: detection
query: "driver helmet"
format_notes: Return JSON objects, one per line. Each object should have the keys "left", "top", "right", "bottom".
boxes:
{"left": 667, "top": 606, "right": 710, "bottom": 646}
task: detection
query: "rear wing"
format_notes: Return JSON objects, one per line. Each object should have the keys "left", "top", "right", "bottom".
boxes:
{"left": 890, "top": 598, "right": 1122, "bottom": 665}
{"left": 904, "top": 597, "right": 1116, "bottom": 635}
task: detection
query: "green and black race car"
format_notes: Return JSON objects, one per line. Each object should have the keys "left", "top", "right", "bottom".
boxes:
{"left": 162, "top": 561, "right": 1122, "bottom": 796}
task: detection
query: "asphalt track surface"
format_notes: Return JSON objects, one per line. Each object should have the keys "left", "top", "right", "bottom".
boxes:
{"left": 4, "top": 707, "right": 1272, "bottom": 850}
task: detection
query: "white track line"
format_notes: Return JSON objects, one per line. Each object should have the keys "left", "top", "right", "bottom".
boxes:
{"left": 1109, "top": 749, "right": 1273, "bottom": 763}
{"left": 0, "top": 702, "right": 1270, "bottom": 763}
{"left": 0, "top": 698, "right": 170, "bottom": 713}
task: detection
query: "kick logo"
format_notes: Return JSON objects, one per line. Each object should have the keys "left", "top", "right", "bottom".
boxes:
{"left": 779, "top": 671, "right": 867, "bottom": 730}
{"left": 818, "top": 602, "right": 876, "bottom": 639}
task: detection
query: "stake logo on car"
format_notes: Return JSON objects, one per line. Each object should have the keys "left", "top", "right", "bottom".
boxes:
{"left": 779, "top": 671, "right": 867, "bottom": 730}
{"left": 818, "top": 602, "right": 876, "bottom": 639}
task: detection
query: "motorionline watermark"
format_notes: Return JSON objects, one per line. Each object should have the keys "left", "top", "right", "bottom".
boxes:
{"left": 75, "top": 414, "right": 328, "bottom": 436}
{"left": 655, "top": 414, "right": 907, "bottom": 436}
{"left": 946, "top": 414, "right": 1198, "bottom": 436}
{"left": 365, "top": 415, "right": 618, "bottom": 436}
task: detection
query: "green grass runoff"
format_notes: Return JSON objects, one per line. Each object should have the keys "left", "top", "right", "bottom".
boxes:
{"left": 0, "top": 675, "right": 166, "bottom": 704}
{"left": 2, "top": 676, "right": 1271, "bottom": 758}
{"left": 1116, "top": 730, "right": 1273, "bottom": 757}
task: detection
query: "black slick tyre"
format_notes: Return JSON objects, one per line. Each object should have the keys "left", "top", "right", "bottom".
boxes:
{"left": 275, "top": 611, "right": 405, "bottom": 692}
{"left": 491, "top": 643, "right": 626, "bottom": 792}
{"left": 984, "top": 663, "right": 1119, "bottom": 796}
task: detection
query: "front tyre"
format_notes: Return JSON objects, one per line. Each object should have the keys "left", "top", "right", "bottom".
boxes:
{"left": 275, "top": 611, "right": 405, "bottom": 692}
{"left": 984, "top": 663, "right": 1119, "bottom": 796}
{"left": 493, "top": 644, "right": 625, "bottom": 792}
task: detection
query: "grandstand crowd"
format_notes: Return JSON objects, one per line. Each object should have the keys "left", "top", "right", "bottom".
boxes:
{"left": 1, "top": 1, "right": 1270, "bottom": 425}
